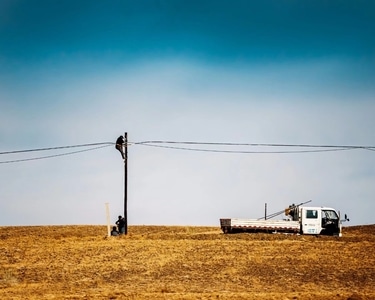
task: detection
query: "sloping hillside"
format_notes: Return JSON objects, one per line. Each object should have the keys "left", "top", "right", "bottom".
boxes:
{"left": 1, "top": 225, "right": 374, "bottom": 299}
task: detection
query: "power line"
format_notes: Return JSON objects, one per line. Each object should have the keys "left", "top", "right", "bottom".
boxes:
{"left": 135, "top": 140, "right": 375, "bottom": 150}
{"left": 1, "top": 139, "right": 374, "bottom": 164}
{"left": 134, "top": 141, "right": 375, "bottom": 153}
{"left": 0, "top": 144, "right": 112, "bottom": 164}
{"left": 0, "top": 142, "right": 114, "bottom": 155}
{"left": 136, "top": 143, "right": 357, "bottom": 154}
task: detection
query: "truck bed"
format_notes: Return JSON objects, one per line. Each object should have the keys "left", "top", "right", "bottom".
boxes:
{"left": 220, "top": 218, "right": 300, "bottom": 234}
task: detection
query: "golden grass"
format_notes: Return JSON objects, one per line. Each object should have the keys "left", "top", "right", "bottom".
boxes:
{"left": 0, "top": 225, "right": 374, "bottom": 299}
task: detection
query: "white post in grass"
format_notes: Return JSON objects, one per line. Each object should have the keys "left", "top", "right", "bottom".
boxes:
{"left": 105, "top": 202, "right": 111, "bottom": 237}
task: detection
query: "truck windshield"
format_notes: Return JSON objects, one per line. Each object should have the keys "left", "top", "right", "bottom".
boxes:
{"left": 322, "top": 210, "right": 338, "bottom": 220}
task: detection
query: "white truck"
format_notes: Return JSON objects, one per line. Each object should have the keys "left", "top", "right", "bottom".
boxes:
{"left": 220, "top": 203, "right": 348, "bottom": 236}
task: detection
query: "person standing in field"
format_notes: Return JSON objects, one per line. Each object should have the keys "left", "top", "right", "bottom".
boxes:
{"left": 116, "top": 215, "right": 125, "bottom": 234}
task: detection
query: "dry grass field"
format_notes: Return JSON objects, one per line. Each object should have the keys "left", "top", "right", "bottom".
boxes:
{"left": 0, "top": 224, "right": 374, "bottom": 300}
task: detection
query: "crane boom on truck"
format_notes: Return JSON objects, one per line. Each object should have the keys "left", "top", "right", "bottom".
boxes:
{"left": 220, "top": 202, "right": 349, "bottom": 236}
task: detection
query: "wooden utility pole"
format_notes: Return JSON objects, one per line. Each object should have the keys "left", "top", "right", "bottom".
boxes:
{"left": 115, "top": 133, "right": 128, "bottom": 235}
{"left": 124, "top": 132, "right": 128, "bottom": 235}
{"left": 264, "top": 203, "right": 267, "bottom": 220}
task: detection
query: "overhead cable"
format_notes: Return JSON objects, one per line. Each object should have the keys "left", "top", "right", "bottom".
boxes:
{"left": 1, "top": 139, "right": 374, "bottom": 164}
{"left": 0, "top": 145, "right": 112, "bottom": 164}
{"left": 0, "top": 142, "right": 114, "bottom": 155}
{"left": 135, "top": 140, "right": 375, "bottom": 150}
{"left": 137, "top": 143, "right": 357, "bottom": 154}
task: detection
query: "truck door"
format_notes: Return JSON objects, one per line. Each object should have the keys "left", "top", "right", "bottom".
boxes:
{"left": 321, "top": 209, "right": 340, "bottom": 236}
{"left": 301, "top": 208, "right": 321, "bottom": 234}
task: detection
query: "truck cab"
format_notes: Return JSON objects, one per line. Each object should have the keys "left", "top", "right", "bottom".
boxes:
{"left": 299, "top": 207, "right": 341, "bottom": 236}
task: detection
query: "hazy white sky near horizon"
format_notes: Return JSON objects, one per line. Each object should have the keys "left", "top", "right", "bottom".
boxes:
{"left": 1, "top": 1, "right": 374, "bottom": 226}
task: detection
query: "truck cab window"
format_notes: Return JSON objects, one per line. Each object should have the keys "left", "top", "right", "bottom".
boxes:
{"left": 322, "top": 210, "right": 338, "bottom": 220}
{"left": 306, "top": 210, "right": 318, "bottom": 219}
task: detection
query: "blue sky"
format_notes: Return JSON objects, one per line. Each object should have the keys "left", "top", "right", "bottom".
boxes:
{"left": 0, "top": 1, "right": 374, "bottom": 226}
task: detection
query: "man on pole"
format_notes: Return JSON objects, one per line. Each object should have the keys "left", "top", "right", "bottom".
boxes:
{"left": 115, "top": 135, "right": 125, "bottom": 159}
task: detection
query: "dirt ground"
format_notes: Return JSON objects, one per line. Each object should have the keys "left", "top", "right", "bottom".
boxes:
{"left": 0, "top": 224, "right": 374, "bottom": 299}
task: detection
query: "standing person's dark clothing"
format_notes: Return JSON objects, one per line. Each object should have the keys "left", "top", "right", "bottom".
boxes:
{"left": 116, "top": 215, "right": 126, "bottom": 234}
